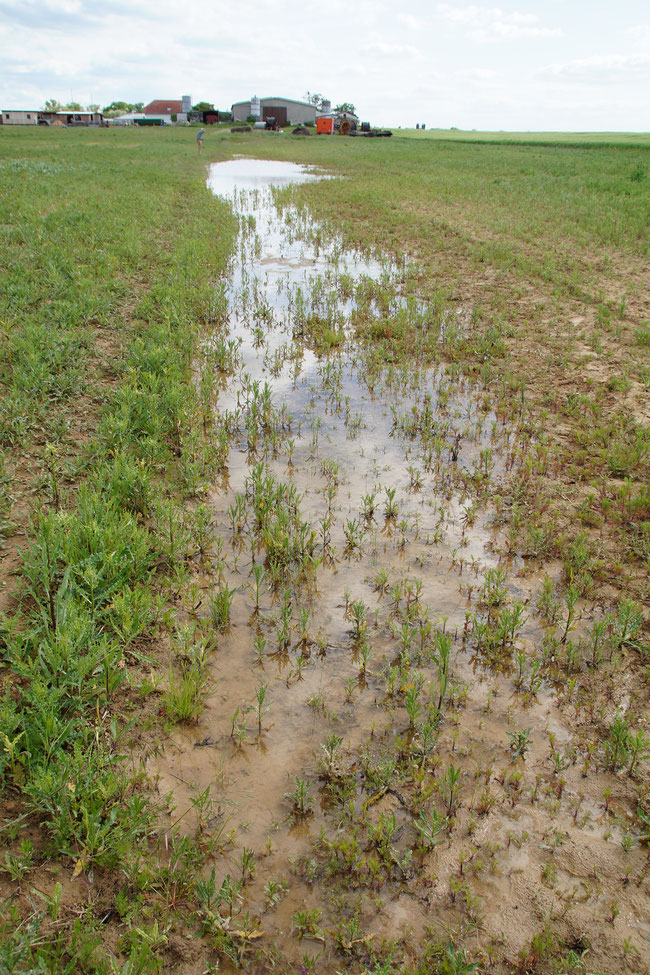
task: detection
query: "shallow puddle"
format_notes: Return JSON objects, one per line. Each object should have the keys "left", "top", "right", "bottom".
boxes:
{"left": 150, "top": 159, "right": 649, "bottom": 973}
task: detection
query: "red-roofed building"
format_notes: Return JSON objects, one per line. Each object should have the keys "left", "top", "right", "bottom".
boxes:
{"left": 117, "top": 96, "right": 193, "bottom": 125}
{"left": 143, "top": 99, "right": 183, "bottom": 117}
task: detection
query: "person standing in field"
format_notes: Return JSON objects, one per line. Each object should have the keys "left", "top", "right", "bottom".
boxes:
{"left": 196, "top": 127, "right": 206, "bottom": 154}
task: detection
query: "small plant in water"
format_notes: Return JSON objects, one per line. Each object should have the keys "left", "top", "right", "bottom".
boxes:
{"left": 384, "top": 485, "right": 398, "bottom": 518}
{"left": 508, "top": 728, "right": 533, "bottom": 758}
{"left": 285, "top": 776, "right": 314, "bottom": 816}
{"left": 414, "top": 809, "right": 447, "bottom": 850}
{"left": 318, "top": 733, "right": 343, "bottom": 780}
{"left": 254, "top": 683, "right": 272, "bottom": 733}
{"left": 209, "top": 583, "right": 237, "bottom": 630}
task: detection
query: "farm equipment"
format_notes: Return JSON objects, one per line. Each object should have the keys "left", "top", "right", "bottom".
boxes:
{"left": 316, "top": 112, "right": 391, "bottom": 138}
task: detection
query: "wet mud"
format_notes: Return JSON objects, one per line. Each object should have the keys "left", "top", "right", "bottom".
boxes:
{"left": 151, "top": 159, "right": 650, "bottom": 974}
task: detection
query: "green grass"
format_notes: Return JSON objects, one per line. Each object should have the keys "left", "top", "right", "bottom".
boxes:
{"left": 197, "top": 130, "right": 648, "bottom": 356}
{"left": 0, "top": 124, "right": 237, "bottom": 971}
{"left": 0, "top": 123, "right": 648, "bottom": 973}
{"left": 226, "top": 127, "right": 649, "bottom": 604}
{"left": 218, "top": 128, "right": 649, "bottom": 482}
{"left": 274, "top": 130, "right": 649, "bottom": 264}
{"left": 395, "top": 128, "right": 650, "bottom": 148}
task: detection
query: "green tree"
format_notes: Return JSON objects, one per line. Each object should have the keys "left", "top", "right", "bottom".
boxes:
{"left": 192, "top": 101, "right": 215, "bottom": 112}
{"left": 101, "top": 101, "right": 143, "bottom": 117}
{"left": 62, "top": 101, "right": 83, "bottom": 111}
{"left": 102, "top": 101, "right": 129, "bottom": 114}
{"left": 42, "top": 98, "right": 61, "bottom": 112}
{"left": 86, "top": 103, "right": 100, "bottom": 112}
{"left": 304, "top": 91, "right": 326, "bottom": 108}
{"left": 334, "top": 102, "right": 356, "bottom": 115}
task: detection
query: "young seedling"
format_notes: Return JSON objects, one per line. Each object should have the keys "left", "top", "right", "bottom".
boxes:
{"left": 606, "top": 711, "right": 631, "bottom": 771}
{"left": 358, "top": 636, "right": 372, "bottom": 677}
{"left": 291, "top": 907, "right": 322, "bottom": 939}
{"left": 414, "top": 809, "right": 447, "bottom": 850}
{"left": 348, "top": 599, "right": 368, "bottom": 641}
{"left": 441, "top": 764, "right": 463, "bottom": 820}
{"left": 405, "top": 672, "right": 424, "bottom": 729}
{"left": 384, "top": 486, "right": 398, "bottom": 519}
{"left": 254, "top": 683, "right": 272, "bottom": 734}
{"left": 253, "top": 632, "right": 267, "bottom": 664}
{"left": 249, "top": 563, "right": 266, "bottom": 611}
{"left": 508, "top": 728, "right": 532, "bottom": 759}
{"left": 240, "top": 847, "right": 256, "bottom": 885}
{"left": 285, "top": 777, "right": 314, "bottom": 816}
{"left": 264, "top": 879, "right": 288, "bottom": 908}
{"left": 318, "top": 733, "right": 343, "bottom": 780}
{"left": 627, "top": 730, "right": 650, "bottom": 776}
{"left": 209, "top": 583, "right": 237, "bottom": 630}
{"left": 362, "top": 491, "right": 376, "bottom": 520}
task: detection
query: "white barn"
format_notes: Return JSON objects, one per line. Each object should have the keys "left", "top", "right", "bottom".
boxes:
{"left": 231, "top": 96, "right": 316, "bottom": 126}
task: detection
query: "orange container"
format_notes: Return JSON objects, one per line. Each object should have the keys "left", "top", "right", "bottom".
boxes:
{"left": 316, "top": 117, "right": 333, "bottom": 135}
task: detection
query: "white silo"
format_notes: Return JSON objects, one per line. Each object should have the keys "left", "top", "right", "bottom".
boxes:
{"left": 320, "top": 99, "right": 331, "bottom": 115}
{"left": 250, "top": 95, "right": 261, "bottom": 119}
{"left": 182, "top": 95, "right": 191, "bottom": 114}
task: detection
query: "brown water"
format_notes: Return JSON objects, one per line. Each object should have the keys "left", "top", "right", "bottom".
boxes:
{"left": 150, "top": 159, "right": 649, "bottom": 974}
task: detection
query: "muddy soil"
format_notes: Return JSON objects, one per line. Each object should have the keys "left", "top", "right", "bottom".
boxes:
{"left": 150, "top": 160, "right": 649, "bottom": 974}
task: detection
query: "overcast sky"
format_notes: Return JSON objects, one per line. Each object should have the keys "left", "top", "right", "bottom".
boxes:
{"left": 2, "top": 0, "right": 649, "bottom": 130}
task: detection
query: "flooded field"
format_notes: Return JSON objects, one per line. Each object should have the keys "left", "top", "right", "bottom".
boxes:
{"left": 2, "top": 122, "right": 647, "bottom": 975}
{"left": 147, "top": 158, "right": 650, "bottom": 972}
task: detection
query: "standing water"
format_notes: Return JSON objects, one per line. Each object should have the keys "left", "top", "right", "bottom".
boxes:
{"left": 151, "top": 159, "right": 635, "bottom": 972}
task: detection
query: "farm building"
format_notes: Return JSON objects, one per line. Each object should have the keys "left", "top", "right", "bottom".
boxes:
{"left": 1, "top": 110, "right": 38, "bottom": 125}
{"left": 141, "top": 97, "right": 192, "bottom": 123}
{"left": 143, "top": 99, "right": 182, "bottom": 117}
{"left": 42, "top": 111, "right": 104, "bottom": 125}
{"left": 231, "top": 96, "right": 317, "bottom": 126}
{"left": 1, "top": 109, "right": 104, "bottom": 125}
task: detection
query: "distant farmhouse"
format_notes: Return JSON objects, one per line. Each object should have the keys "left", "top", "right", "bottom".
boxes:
{"left": 143, "top": 99, "right": 183, "bottom": 119}
{"left": 231, "top": 96, "right": 317, "bottom": 126}
{"left": 113, "top": 96, "right": 221, "bottom": 126}
{"left": 114, "top": 97, "right": 190, "bottom": 126}
{"left": 1, "top": 109, "right": 103, "bottom": 125}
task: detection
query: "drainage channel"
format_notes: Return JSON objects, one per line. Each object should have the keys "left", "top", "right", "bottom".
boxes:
{"left": 150, "top": 158, "right": 606, "bottom": 972}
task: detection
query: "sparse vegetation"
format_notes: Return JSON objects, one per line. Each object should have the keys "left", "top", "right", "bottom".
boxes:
{"left": 0, "top": 123, "right": 648, "bottom": 975}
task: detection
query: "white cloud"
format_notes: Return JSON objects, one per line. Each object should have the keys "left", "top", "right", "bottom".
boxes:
{"left": 436, "top": 4, "right": 561, "bottom": 41}
{"left": 624, "top": 23, "right": 650, "bottom": 50}
{"left": 539, "top": 53, "right": 650, "bottom": 84}
{"left": 0, "top": 0, "right": 647, "bottom": 129}
{"left": 397, "top": 13, "right": 420, "bottom": 30}
{"left": 459, "top": 67, "right": 501, "bottom": 80}
{"left": 360, "top": 41, "right": 422, "bottom": 58}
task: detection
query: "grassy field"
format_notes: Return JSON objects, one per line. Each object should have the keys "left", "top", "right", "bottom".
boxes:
{"left": 395, "top": 128, "right": 650, "bottom": 147}
{"left": 0, "top": 125, "right": 238, "bottom": 971}
{"left": 0, "top": 125, "right": 648, "bottom": 974}
{"left": 227, "top": 128, "right": 649, "bottom": 575}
